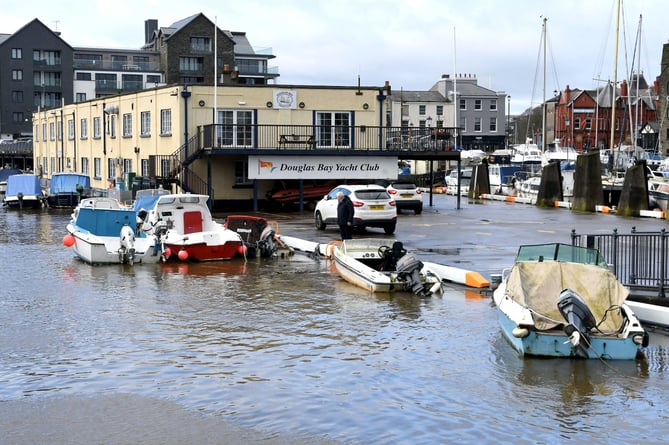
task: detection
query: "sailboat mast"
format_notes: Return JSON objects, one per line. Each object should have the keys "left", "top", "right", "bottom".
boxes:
{"left": 609, "top": 0, "right": 621, "bottom": 152}
{"left": 542, "top": 17, "right": 547, "bottom": 152}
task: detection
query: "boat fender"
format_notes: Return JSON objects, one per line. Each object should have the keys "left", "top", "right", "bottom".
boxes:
{"left": 512, "top": 327, "right": 530, "bottom": 338}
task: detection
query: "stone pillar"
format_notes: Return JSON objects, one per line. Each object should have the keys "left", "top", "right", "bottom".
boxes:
{"left": 468, "top": 160, "right": 490, "bottom": 199}
{"left": 572, "top": 151, "right": 603, "bottom": 212}
{"left": 536, "top": 161, "right": 563, "bottom": 207}
{"left": 617, "top": 160, "right": 649, "bottom": 217}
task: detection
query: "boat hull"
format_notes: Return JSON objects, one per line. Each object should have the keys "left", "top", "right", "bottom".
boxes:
{"left": 67, "top": 224, "right": 162, "bottom": 265}
{"left": 495, "top": 303, "right": 642, "bottom": 360}
{"left": 4, "top": 196, "right": 44, "bottom": 209}
{"left": 164, "top": 238, "right": 242, "bottom": 262}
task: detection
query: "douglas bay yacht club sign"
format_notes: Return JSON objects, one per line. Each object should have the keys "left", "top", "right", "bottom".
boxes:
{"left": 248, "top": 156, "right": 398, "bottom": 180}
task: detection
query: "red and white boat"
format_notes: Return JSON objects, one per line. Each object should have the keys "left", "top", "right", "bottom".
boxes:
{"left": 136, "top": 193, "right": 244, "bottom": 262}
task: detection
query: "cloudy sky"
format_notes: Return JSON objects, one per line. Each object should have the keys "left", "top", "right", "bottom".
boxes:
{"left": 3, "top": 0, "right": 667, "bottom": 114}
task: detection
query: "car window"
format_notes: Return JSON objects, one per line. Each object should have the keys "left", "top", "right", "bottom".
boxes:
{"left": 391, "top": 183, "right": 416, "bottom": 190}
{"left": 355, "top": 189, "right": 390, "bottom": 200}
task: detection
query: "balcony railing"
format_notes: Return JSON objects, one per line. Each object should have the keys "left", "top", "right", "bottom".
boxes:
{"left": 198, "top": 124, "right": 459, "bottom": 152}
{"left": 73, "top": 60, "right": 162, "bottom": 71}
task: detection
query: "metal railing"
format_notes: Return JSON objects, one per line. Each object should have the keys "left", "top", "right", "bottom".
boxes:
{"left": 200, "top": 124, "right": 459, "bottom": 151}
{"left": 571, "top": 228, "right": 669, "bottom": 297}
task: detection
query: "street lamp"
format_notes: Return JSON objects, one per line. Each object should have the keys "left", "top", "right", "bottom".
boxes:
{"left": 506, "top": 95, "right": 511, "bottom": 149}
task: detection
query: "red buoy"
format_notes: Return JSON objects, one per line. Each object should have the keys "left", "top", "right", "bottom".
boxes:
{"left": 62, "top": 234, "right": 75, "bottom": 247}
{"left": 163, "top": 247, "right": 172, "bottom": 259}
{"left": 237, "top": 244, "right": 248, "bottom": 256}
{"left": 178, "top": 249, "right": 189, "bottom": 261}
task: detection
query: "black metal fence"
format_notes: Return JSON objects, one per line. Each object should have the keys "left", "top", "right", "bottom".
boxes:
{"left": 571, "top": 228, "right": 669, "bottom": 297}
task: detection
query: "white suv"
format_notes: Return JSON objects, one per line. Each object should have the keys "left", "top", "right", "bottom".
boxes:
{"left": 386, "top": 181, "right": 423, "bottom": 214}
{"left": 314, "top": 184, "right": 397, "bottom": 234}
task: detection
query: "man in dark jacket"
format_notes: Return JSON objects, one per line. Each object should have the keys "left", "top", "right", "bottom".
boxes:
{"left": 336, "top": 191, "right": 354, "bottom": 240}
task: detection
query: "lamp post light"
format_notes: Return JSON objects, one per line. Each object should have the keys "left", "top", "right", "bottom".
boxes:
{"left": 506, "top": 95, "right": 511, "bottom": 149}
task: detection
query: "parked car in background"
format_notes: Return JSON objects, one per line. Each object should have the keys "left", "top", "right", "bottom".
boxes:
{"left": 386, "top": 181, "right": 423, "bottom": 214}
{"left": 314, "top": 184, "right": 397, "bottom": 234}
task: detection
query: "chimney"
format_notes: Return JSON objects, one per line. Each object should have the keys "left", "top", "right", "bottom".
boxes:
{"left": 442, "top": 74, "right": 450, "bottom": 79}
{"left": 620, "top": 80, "right": 628, "bottom": 100}
{"left": 145, "top": 19, "right": 158, "bottom": 44}
{"left": 565, "top": 85, "right": 571, "bottom": 104}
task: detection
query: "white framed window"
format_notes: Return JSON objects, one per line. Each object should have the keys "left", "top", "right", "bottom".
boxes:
{"left": 68, "top": 119, "right": 75, "bottom": 140}
{"left": 109, "top": 114, "right": 117, "bottom": 138}
{"left": 160, "top": 109, "right": 172, "bottom": 136}
{"left": 215, "top": 109, "right": 253, "bottom": 147}
{"left": 140, "top": 111, "right": 151, "bottom": 136}
{"left": 80, "top": 118, "right": 88, "bottom": 140}
{"left": 489, "top": 99, "right": 497, "bottom": 111}
{"left": 460, "top": 116, "right": 467, "bottom": 133}
{"left": 94, "top": 157, "right": 101, "bottom": 179}
{"left": 108, "top": 158, "right": 117, "bottom": 179}
{"left": 474, "top": 117, "right": 482, "bottom": 132}
{"left": 489, "top": 117, "right": 497, "bottom": 132}
{"left": 93, "top": 117, "right": 101, "bottom": 139}
{"left": 141, "top": 159, "right": 149, "bottom": 176}
{"left": 50, "top": 122, "right": 55, "bottom": 141}
{"left": 123, "top": 113, "right": 132, "bottom": 137}
{"left": 459, "top": 99, "right": 466, "bottom": 110}
{"left": 474, "top": 99, "right": 482, "bottom": 111}
{"left": 316, "top": 111, "right": 351, "bottom": 148}
{"left": 81, "top": 157, "right": 89, "bottom": 175}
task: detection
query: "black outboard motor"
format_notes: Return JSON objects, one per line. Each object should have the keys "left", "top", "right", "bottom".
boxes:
{"left": 396, "top": 254, "right": 431, "bottom": 297}
{"left": 557, "top": 288, "right": 597, "bottom": 358}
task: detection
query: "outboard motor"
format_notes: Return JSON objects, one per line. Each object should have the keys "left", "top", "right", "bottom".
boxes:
{"left": 557, "top": 288, "right": 597, "bottom": 358}
{"left": 395, "top": 254, "right": 431, "bottom": 297}
{"left": 257, "top": 225, "right": 278, "bottom": 258}
{"left": 119, "top": 224, "right": 136, "bottom": 265}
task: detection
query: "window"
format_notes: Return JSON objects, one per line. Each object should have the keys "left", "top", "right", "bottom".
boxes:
{"left": 11, "top": 91, "right": 24, "bottom": 103}
{"left": 42, "top": 157, "right": 48, "bottom": 174}
{"left": 76, "top": 72, "right": 92, "bottom": 81}
{"left": 489, "top": 117, "right": 497, "bottom": 132}
{"left": 460, "top": 116, "right": 467, "bottom": 132}
{"left": 316, "top": 111, "right": 351, "bottom": 148}
{"left": 459, "top": 99, "right": 466, "bottom": 110}
{"left": 574, "top": 117, "right": 581, "bottom": 129}
{"left": 109, "top": 114, "right": 117, "bottom": 138}
{"left": 190, "top": 37, "right": 211, "bottom": 52}
{"left": 111, "top": 55, "right": 127, "bottom": 70}
{"left": 146, "top": 75, "right": 161, "bottom": 85}
{"left": 474, "top": 99, "right": 482, "bottom": 110}
{"left": 474, "top": 117, "right": 482, "bottom": 132}
{"left": 11, "top": 48, "right": 22, "bottom": 59}
{"left": 234, "top": 160, "right": 251, "bottom": 185}
{"left": 419, "top": 105, "right": 426, "bottom": 115}
{"left": 34, "top": 125, "right": 39, "bottom": 141}
{"left": 12, "top": 70, "right": 23, "bottom": 81}
{"left": 133, "top": 56, "right": 149, "bottom": 70}
{"left": 108, "top": 159, "right": 116, "bottom": 179}
{"left": 123, "top": 159, "right": 132, "bottom": 175}
{"left": 68, "top": 119, "right": 75, "bottom": 140}
{"left": 42, "top": 123, "right": 47, "bottom": 142}
{"left": 179, "top": 57, "right": 203, "bottom": 72}
{"left": 490, "top": 99, "right": 497, "bottom": 111}
{"left": 93, "top": 117, "right": 101, "bottom": 139}
{"left": 80, "top": 118, "right": 88, "bottom": 140}
{"left": 215, "top": 110, "right": 253, "bottom": 146}
{"left": 585, "top": 118, "right": 592, "bottom": 130}
{"left": 140, "top": 111, "right": 151, "bottom": 136}
{"left": 160, "top": 158, "right": 172, "bottom": 177}
{"left": 12, "top": 112, "right": 24, "bottom": 123}
{"left": 94, "top": 158, "right": 101, "bottom": 179}
{"left": 436, "top": 105, "right": 443, "bottom": 116}
{"left": 50, "top": 122, "right": 55, "bottom": 140}
{"left": 141, "top": 159, "right": 149, "bottom": 177}
{"left": 76, "top": 93, "right": 87, "bottom": 102}
{"left": 160, "top": 109, "right": 172, "bottom": 135}
{"left": 57, "top": 121, "right": 62, "bottom": 141}
{"left": 43, "top": 72, "right": 61, "bottom": 87}
{"left": 81, "top": 157, "right": 89, "bottom": 175}
{"left": 122, "top": 113, "right": 132, "bottom": 137}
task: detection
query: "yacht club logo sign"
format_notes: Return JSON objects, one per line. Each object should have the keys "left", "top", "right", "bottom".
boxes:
{"left": 249, "top": 156, "right": 398, "bottom": 180}
{"left": 273, "top": 90, "right": 297, "bottom": 109}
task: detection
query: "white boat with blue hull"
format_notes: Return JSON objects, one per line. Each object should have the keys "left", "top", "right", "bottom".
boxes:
{"left": 65, "top": 198, "right": 163, "bottom": 265}
{"left": 493, "top": 243, "right": 648, "bottom": 360}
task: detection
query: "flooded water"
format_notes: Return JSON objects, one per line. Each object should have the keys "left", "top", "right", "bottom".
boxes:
{"left": 2, "top": 199, "right": 669, "bottom": 444}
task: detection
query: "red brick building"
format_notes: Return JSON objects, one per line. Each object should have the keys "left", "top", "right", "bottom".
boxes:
{"left": 553, "top": 75, "right": 658, "bottom": 152}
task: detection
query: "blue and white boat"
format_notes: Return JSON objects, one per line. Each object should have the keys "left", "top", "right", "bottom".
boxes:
{"left": 3, "top": 174, "right": 45, "bottom": 209}
{"left": 492, "top": 243, "right": 648, "bottom": 360}
{"left": 65, "top": 197, "right": 164, "bottom": 265}
{"left": 47, "top": 172, "right": 91, "bottom": 208}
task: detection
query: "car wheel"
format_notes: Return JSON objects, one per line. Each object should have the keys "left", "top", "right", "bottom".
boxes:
{"left": 384, "top": 223, "right": 396, "bottom": 234}
{"left": 315, "top": 211, "right": 326, "bottom": 230}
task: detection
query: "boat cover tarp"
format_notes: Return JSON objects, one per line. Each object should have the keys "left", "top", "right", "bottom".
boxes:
{"left": 6, "top": 174, "right": 42, "bottom": 196}
{"left": 49, "top": 174, "right": 91, "bottom": 193}
{"left": 505, "top": 261, "right": 627, "bottom": 332}
{"left": 76, "top": 207, "right": 137, "bottom": 237}
{"left": 0, "top": 168, "right": 22, "bottom": 182}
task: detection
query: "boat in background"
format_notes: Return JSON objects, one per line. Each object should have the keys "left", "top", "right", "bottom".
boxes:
{"left": 65, "top": 197, "right": 163, "bottom": 265}
{"left": 47, "top": 172, "right": 92, "bottom": 208}
{"left": 3, "top": 174, "right": 45, "bottom": 209}
{"left": 0, "top": 167, "right": 23, "bottom": 201}
{"left": 224, "top": 215, "right": 279, "bottom": 258}
{"left": 492, "top": 243, "right": 648, "bottom": 359}
{"left": 136, "top": 193, "right": 244, "bottom": 262}
{"left": 511, "top": 139, "right": 543, "bottom": 165}
{"left": 331, "top": 238, "right": 440, "bottom": 297}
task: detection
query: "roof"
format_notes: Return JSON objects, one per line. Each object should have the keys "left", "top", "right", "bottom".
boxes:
{"left": 0, "top": 18, "right": 73, "bottom": 50}
{"left": 395, "top": 90, "right": 445, "bottom": 103}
